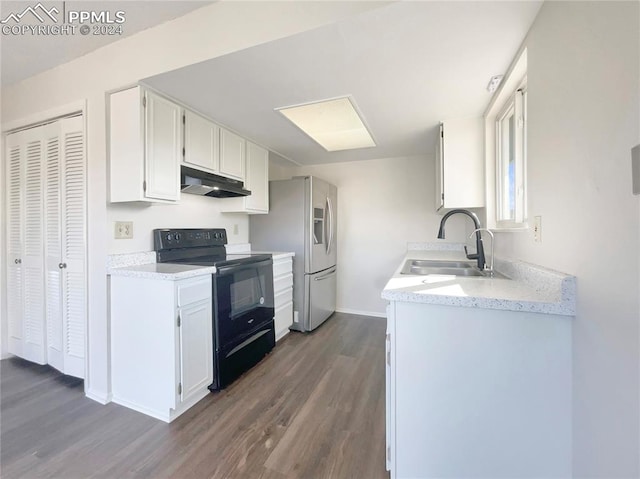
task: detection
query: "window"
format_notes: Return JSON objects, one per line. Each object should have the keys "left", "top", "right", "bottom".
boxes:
{"left": 484, "top": 48, "right": 528, "bottom": 230}
{"left": 496, "top": 84, "right": 527, "bottom": 226}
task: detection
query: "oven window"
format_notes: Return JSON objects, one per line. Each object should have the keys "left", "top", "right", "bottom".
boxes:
{"left": 231, "top": 273, "right": 264, "bottom": 317}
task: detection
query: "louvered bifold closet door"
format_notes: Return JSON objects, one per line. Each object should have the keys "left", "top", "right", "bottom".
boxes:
{"left": 6, "top": 130, "right": 25, "bottom": 358}
{"left": 59, "top": 116, "right": 86, "bottom": 378}
{"left": 44, "top": 121, "right": 64, "bottom": 372}
{"left": 21, "top": 126, "right": 47, "bottom": 364}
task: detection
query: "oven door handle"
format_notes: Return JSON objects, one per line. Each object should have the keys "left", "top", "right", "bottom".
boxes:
{"left": 216, "top": 258, "right": 273, "bottom": 276}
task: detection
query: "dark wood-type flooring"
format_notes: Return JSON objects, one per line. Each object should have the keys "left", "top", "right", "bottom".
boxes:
{"left": 1, "top": 313, "right": 388, "bottom": 479}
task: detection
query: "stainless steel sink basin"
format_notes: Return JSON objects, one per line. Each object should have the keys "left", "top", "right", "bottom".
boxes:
{"left": 408, "top": 259, "right": 476, "bottom": 269}
{"left": 406, "top": 266, "right": 486, "bottom": 277}
{"left": 400, "top": 258, "right": 502, "bottom": 278}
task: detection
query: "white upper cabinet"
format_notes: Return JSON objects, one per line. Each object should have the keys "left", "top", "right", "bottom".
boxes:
{"left": 436, "top": 118, "right": 484, "bottom": 211}
{"left": 219, "top": 127, "right": 246, "bottom": 180}
{"left": 109, "top": 86, "right": 181, "bottom": 203}
{"left": 220, "top": 141, "right": 269, "bottom": 214}
{"left": 183, "top": 110, "right": 219, "bottom": 173}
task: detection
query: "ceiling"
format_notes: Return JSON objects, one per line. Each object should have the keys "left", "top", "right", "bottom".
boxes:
{"left": 0, "top": 1, "right": 213, "bottom": 86}
{"left": 1, "top": 1, "right": 542, "bottom": 166}
{"left": 143, "top": 1, "right": 542, "bottom": 166}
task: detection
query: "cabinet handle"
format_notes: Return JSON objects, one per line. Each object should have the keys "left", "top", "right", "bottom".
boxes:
{"left": 58, "top": 262, "right": 67, "bottom": 269}
{"left": 387, "top": 351, "right": 391, "bottom": 367}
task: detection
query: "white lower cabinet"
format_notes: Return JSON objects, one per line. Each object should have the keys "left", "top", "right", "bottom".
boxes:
{"left": 111, "top": 275, "right": 213, "bottom": 422}
{"left": 273, "top": 255, "right": 294, "bottom": 341}
{"left": 386, "top": 301, "right": 572, "bottom": 479}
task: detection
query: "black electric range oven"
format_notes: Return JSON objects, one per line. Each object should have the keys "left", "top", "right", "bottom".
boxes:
{"left": 154, "top": 228, "right": 275, "bottom": 391}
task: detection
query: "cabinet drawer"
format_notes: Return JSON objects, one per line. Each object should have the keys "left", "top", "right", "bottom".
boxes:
{"left": 177, "top": 277, "right": 211, "bottom": 307}
{"left": 273, "top": 273, "right": 293, "bottom": 293}
{"left": 274, "top": 288, "right": 293, "bottom": 309}
{"left": 273, "top": 257, "right": 292, "bottom": 277}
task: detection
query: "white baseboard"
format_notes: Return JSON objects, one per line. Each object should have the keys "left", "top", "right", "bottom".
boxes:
{"left": 335, "top": 308, "right": 386, "bottom": 319}
{"left": 85, "top": 388, "right": 112, "bottom": 405}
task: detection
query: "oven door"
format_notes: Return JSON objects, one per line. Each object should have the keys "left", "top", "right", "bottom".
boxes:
{"left": 213, "top": 258, "right": 274, "bottom": 348}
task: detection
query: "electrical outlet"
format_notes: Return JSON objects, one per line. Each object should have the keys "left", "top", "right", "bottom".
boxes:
{"left": 233, "top": 224, "right": 239, "bottom": 235}
{"left": 114, "top": 221, "right": 133, "bottom": 239}
{"left": 534, "top": 216, "right": 542, "bottom": 243}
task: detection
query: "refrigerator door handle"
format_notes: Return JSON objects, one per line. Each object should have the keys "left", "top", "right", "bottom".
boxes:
{"left": 326, "top": 196, "right": 334, "bottom": 255}
{"left": 314, "top": 267, "right": 337, "bottom": 281}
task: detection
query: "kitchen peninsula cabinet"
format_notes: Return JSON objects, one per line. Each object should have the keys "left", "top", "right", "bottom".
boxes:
{"left": 109, "top": 86, "right": 182, "bottom": 203}
{"left": 386, "top": 301, "right": 571, "bottom": 478}
{"left": 382, "top": 248, "right": 575, "bottom": 478}
{"left": 111, "top": 274, "right": 213, "bottom": 422}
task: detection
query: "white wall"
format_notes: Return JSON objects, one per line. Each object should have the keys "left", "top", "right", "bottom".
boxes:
{"left": 494, "top": 2, "right": 640, "bottom": 476}
{"left": 0, "top": 1, "right": 385, "bottom": 402}
{"left": 107, "top": 195, "right": 249, "bottom": 254}
{"left": 295, "top": 156, "right": 467, "bottom": 316}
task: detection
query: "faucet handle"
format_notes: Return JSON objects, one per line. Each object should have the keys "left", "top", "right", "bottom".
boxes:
{"left": 464, "top": 246, "right": 479, "bottom": 260}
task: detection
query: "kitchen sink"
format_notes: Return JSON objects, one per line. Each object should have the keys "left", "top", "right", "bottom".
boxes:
{"left": 408, "top": 259, "right": 476, "bottom": 269}
{"left": 400, "top": 259, "right": 502, "bottom": 278}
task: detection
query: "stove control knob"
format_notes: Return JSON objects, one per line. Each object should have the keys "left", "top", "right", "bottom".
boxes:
{"left": 165, "top": 233, "right": 172, "bottom": 241}
{"left": 174, "top": 233, "right": 182, "bottom": 241}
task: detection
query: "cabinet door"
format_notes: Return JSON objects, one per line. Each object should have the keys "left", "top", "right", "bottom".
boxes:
{"left": 6, "top": 130, "right": 25, "bottom": 358}
{"left": 219, "top": 127, "right": 245, "bottom": 180}
{"left": 435, "top": 124, "right": 444, "bottom": 210}
{"left": 385, "top": 303, "right": 395, "bottom": 473}
{"left": 438, "top": 118, "right": 484, "bottom": 210}
{"left": 184, "top": 110, "right": 219, "bottom": 173}
{"left": 245, "top": 142, "right": 269, "bottom": 212}
{"left": 177, "top": 280, "right": 213, "bottom": 404}
{"left": 144, "top": 91, "right": 181, "bottom": 201}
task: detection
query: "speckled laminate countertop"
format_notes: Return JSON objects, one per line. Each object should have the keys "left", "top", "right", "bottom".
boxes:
{"left": 253, "top": 251, "right": 294, "bottom": 260}
{"left": 382, "top": 244, "right": 576, "bottom": 316}
{"left": 108, "top": 262, "right": 216, "bottom": 281}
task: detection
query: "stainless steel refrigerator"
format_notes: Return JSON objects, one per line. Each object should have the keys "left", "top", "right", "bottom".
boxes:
{"left": 249, "top": 176, "right": 337, "bottom": 332}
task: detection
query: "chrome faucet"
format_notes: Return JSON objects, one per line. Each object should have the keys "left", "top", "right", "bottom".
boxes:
{"left": 470, "top": 228, "right": 495, "bottom": 276}
{"left": 437, "top": 209, "right": 486, "bottom": 270}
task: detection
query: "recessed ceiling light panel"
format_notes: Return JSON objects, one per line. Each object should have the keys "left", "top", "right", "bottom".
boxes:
{"left": 276, "top": 97, "right": 376, "bottom": 152}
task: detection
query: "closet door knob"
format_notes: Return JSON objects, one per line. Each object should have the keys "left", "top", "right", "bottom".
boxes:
{"left": 14, "top": 259, "right": 21, "bottom": 264}
{"left": 58, "top": 262, "right": 67, "bottom": 269}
